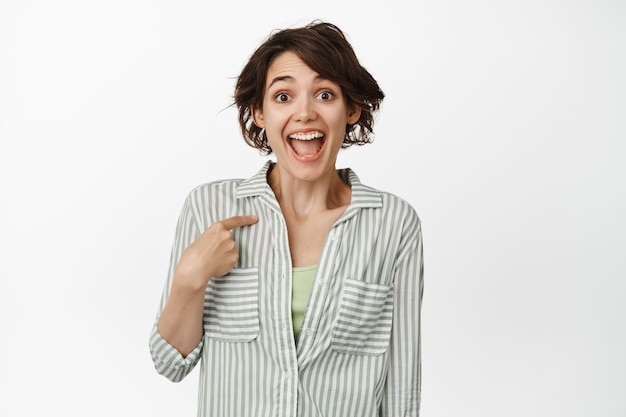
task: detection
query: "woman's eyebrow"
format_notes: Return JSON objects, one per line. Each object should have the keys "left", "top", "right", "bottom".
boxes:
{"left": 268, "top": 74, "right": 326, "bottom": 89}
{"left": 268, "top": 75, "right": 293, "bottom": 88}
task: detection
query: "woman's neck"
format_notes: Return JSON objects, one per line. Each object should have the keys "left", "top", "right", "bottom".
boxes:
{"left": 267, "top": 163, "right": 351, "bottom": 219}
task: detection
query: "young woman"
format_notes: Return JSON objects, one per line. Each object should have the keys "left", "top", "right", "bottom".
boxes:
{"left": 150, "top": 21, "right": 424, "bottom": 417}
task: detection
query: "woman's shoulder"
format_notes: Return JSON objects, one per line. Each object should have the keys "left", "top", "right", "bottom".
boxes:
{"left": 343, "top": 167, "right": 421, "bottom": 222}
{"left": 188, "top": 176, "right": 246, "bottom": 194}
{"left": 176, "top": 177, "right": 256, "bottom": 229}
{"left": 378, "top": 189, "right": 421, "bottom": 228}
{"left": 182, "top": 177, "right": 248, "bottom": 207}
{"left": 183, "top": 162, "right": 272, "bottom": 205}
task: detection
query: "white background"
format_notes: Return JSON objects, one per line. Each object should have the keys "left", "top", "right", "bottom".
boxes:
{"left": 1, "top": 0, "right": 624, "bottom": 416}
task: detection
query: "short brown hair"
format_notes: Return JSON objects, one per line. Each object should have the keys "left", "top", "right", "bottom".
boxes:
{"left": 234, "top": 21, "right": 385, "bottom": 154}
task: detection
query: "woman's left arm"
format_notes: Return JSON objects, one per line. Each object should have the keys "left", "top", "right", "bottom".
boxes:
{"left": 380, "top": 207, "right": 424, "bottom": 416}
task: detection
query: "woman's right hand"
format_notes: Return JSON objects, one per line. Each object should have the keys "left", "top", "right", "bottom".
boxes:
{"left": 173, "top": 215, "right": 259, "bottom": 291}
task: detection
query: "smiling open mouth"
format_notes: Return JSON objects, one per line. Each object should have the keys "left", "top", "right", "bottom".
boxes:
{"left": 288, "top": 131, "right": 325, "bottom": 158}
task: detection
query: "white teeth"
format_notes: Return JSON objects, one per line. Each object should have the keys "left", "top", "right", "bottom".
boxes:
{"left": 289, "top": 132, "right": 324, "bottom": 141}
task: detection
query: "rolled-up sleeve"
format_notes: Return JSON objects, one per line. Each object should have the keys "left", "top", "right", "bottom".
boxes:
{"left": 149, "top": 325, "right": 203, "bottom": 382}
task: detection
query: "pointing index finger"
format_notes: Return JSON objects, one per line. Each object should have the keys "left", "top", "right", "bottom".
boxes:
{"left": 220, "top": 215, "right": 259, "bottom": 231}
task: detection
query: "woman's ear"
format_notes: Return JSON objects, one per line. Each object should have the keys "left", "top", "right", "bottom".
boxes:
{"left": 347, "top": 105, "right": 361, "bottom": 125}
{"left": 252, "top": 106, "right": 265, "bottom": 128}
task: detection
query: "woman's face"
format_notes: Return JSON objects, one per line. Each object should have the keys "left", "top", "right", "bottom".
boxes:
{"left": 253, "top": 51, "right": 360, "bottom": 183}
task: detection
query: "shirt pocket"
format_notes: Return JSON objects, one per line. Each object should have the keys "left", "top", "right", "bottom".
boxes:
{"left": 203, "top": 267, "right": 259, "bottom": 342}
{"left": 331, "top": 278, "right": 394, "bottom": 356}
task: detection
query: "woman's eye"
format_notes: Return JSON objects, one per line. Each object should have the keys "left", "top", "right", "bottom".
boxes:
{"left": 275, "top": 93, "right": 290, "bottom": 102}
{"left": 318, "top": 91, "right": 335, "bottom": 100}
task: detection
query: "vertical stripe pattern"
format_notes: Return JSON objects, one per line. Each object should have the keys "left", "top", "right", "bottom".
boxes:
{"left": 149, "top": 161, "right": 424, "bottom": 416}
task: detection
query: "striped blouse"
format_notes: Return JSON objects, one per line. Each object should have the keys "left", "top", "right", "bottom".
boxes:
{"left": 149, "top": 161, "right": 424, "bottom": 417}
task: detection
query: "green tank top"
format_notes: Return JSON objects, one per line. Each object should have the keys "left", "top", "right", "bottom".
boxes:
{"left": 292, "top": 264, "right": 317, "bottom": 341}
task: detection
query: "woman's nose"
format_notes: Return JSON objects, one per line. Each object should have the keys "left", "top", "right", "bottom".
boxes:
{"left": 293, "top": 97, "right": 317, "bottom": 122}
